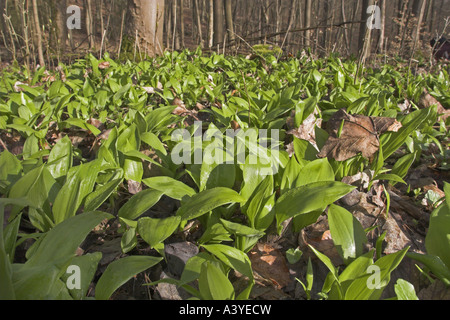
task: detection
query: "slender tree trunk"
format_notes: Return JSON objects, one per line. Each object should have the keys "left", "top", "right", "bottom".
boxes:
{"left": 193, "top": 0, "right": 203, "bottom": 47}
{"left": 0, "top": 0, "right": 6, "bottom": 38}
{"left": 304, "top": 0, "right": 312, "bottom": 48}
{"left": 377, "top": 0, "right": 386, "bottom": 53}
{"left": 85, "top": 0, "right": 95, "bottom": 49}
{"left": 208, "top": 0, "right": 213, "bottom": 48}
{"left": 55, "top": 0, "right": 67, "bottom": 55}
{"left": 224, "top": 0, "right": 235, "bottom": 48}
{"left": 180, "top": 0, "right": 185, "bottom": 48}
{"left": 213, "top": 0, "right": 224, "bottom": 47}
{"left": 32, "top": 0, "right": 44, "bottom": 66}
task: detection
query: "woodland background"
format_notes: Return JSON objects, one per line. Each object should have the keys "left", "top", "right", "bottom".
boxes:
{"left": 1, "top": 0, "right": 450, "bottom": 69}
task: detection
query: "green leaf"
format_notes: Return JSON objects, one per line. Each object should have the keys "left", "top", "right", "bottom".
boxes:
{"left": 202, "top": 244, "right": 254, "bottom": 281}
{"left": 26, "top": 211, "right": 113, "bottom": 268}
{"left": 0, "top": 205, "right": 15, "bottom": 299}
{"left": 95, "top": 256, "right": 163, "bottom": 300}
{"left": 295, "top": 158, "right": 335, "bottom": 187}
{"left": 198, "top": 261, "right": 235, "bottom": 300}
{"left": 344, "top": 247, "right": 409, "bottom": 300}
{"left": 394, "top": 279, "right": 419, "bottom": 300}
{"left": 286, "top": 248, "right": 303, "bottom": 264}
{"left": 118, "top": 189, "right": 163, "bottom": 220}
{"left": 46, "top": 136, "right": 73, "bottom": 180}
{"left": 381, "top": 106, "right": 436, "bottom": 159}
{"left": 425, "top": 185, "right": 450, "bottom": 269}
{"left": 61, "top": 252, "right": 102, "bottom": 300}
{"left": 406, "top": 252, "right": 450, "bottom": 286}
{"left": 328, "top": 204, "right": 367, "bottom": 264}
{"left": 177, "top": 188, "right": 245, "bottom": 222}
{"left": 53, "top": 160, "right": 101, "bottom": 224}
{"left": 141, "top": 132, "right": 167, "bottom": 156}
{"left": 137, "top": 216, "right": 181, "bottom": 248}
{"left": 84, "top": 175, "right": 123, "bottom": 212}
{"left": 142, "top": 176, "right": 196, "bottom": 201}
{"left": 121, "top": 227, "right": 137, "bottom": 254}
{"left": 275, "top": 181, "right": 356, "bottom": 232}
{"left": 308, "top": 245, "right": 339, "bottom": 283}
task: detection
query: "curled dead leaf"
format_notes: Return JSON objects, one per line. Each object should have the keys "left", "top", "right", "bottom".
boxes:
{"left": 248, "top": 243, "right": 291, "bottom": 289}
{"left": 318, "top": 109, "right": 402, "bottom": 162}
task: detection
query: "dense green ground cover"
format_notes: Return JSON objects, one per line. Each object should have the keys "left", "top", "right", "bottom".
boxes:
{"left": 0, "top": 49, "right": 449, "bottom": 300}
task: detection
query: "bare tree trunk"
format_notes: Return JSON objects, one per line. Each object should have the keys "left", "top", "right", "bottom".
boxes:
{"left": 341, "top": 0, "right": 350, "bottom": 55}
{"left": 213, "top": 0, "right": 224, "bottom": 47}
{"left": 224, "top": 0, "right": 235, "bottom": 48}
{"left": 127, "top": 0, "right": 165, "bottom": 57}
{"left": 193, "top": 0, "right": 204, "bottom": 47}
{"left": 305, "top": 0, "right": 312, "bottom": 48}
{"left": 32, "top": 0, "right": 44, "bottom": 66}
{"left": 85, "top": 0, "right": 95, "bottom": 49}
{"left": 377, "top": 0, "right": 386, "bottom": 53}
{"left": 0, "top": 0, "right": 6, "bottom": 38}
{"left": 208, "top": 0, "right": 213, "bottom": 48}
{"left": 180, "top": 0, "right": 185, "bottom": 48}
{"left": 55, "top": 0, "right": 67, "bottom": 55}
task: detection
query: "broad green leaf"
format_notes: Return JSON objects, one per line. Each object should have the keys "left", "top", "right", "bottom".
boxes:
{"left": 406, "top": 252, "right": 450, "bottom": 286}
{"left": 118, "top": 189, "right": 164, "bottom": 220}
{"left": 0, "top": 150, "right": 22, "bottom": 193}
{"left": 308, "top": 245, "right": 339, "bottom": 283}
{"left": 328, "top": 204, "right": 367, "bottom": 264}
{"left": 177, "top": 188, "right": 245, "bottom": 222}
{"left": 26, "top": 211, "right": 113, "bottom": 268}
{"left": 394, "top": 279, "right": 418, "bottom": 300}
{"left": 95, "top": 256, "right": 163, "bottom": 300}
{"left": 202, "top": 244, "right": 254, "bottom": 281}
{"left": 198, "top": 261, "right": 235, "bottom": 300}
{"left": 295, "top": 158, "right": 335, "bottom": 187}
{"left": 12, "top": 264, "right": 61, "bottom": 300}
{"left": 425, "top": 184, "right": 450, "bottom": 269}
{"left": 275, "top": 181, "right": 356, "bottom": 232}
{"left": 84, "top": 176, "right": 123, "bottom": 212}
{"left": 53, "top": 160, "right": 101, "bottom": 224}
{"left": 137, "top": 216, "right": 181, "bottom": 248}
{"left": 142, "top": 176, "right": 196, "bottom": 201}
{"left": 381, "top": 106, "right": 436, "bottom": 159}
{"left": 141, "top": 132, "right": 167, "bottom": 156}
{"left": 344, "top": 247, "right": 409, "bottom": 300}
{"left": 46, "top": 136, "right": 73, "bottom": 180}
{"left": 0, "top": 205, "right": 15, "bottom": 299}
{"left": 121, "top": 227, "right": 137, "bottom": 254}
{"left": 61, "top": 252, "right": 102, "bottom": 300}
{"left": 391, "top": 152, "right": 417, "bottom": 180}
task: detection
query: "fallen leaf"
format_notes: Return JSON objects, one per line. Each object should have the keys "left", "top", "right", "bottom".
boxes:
{"left": 318, "top": 109, "right": 402, "bottom": 162}
{"left": 98, "top": 61, "right": 111, "bottom": 70}
{"left": 248, "top": 243, "right": 291, "bottom": 289}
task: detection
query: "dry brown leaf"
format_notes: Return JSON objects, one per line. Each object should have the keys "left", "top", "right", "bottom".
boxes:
{"left": 318, "top": 109, "right": 402, "bottom": 162}
{"left": 248, "top": 243, "right": 291, "bottom": 289}
{"left": 98, "top": 61, "right": 111, "bottom": 70}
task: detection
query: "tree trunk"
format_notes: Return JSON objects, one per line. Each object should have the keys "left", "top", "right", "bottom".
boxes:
{"left": 193, "top": 0, "right": 204, "bottom": 47}
{"left": 213, "top": 0, "right": 224, "bottom": 47}
{"left": 0, "top": 0, "right": 6, "bottom": 38}
{"left": 208, "top": 0, "right": 214, "bottom": 48}
{"left": 85, "top": 0, "right": 95, "bottom": 49}
{"left": 224, "top": 0, "right": 235, "bottom": 48}
{"left": 180, "top": 0, "right": 185, "bottom": 48}
{"left": 377, "top": 0, "right": 386, "bottom": 53}
{"left": 55, "top": 0, "right": 68, "bottom": 55}
{"left": 304, "top": 0, "right": 312, "bottom": 48}
{"left": 126, "top": 0, "right": 165, "bottom": 57}
{"left": 32, "top": 0, "right": 44, "bottom": 66}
